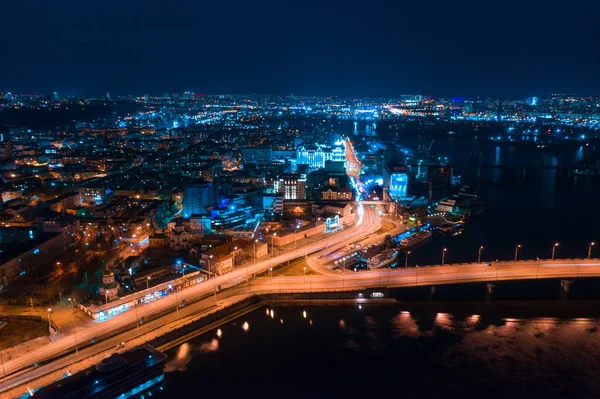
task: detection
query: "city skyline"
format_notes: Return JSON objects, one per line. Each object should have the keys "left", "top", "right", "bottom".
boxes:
{"left": 2, "top": 0, "right": 599, "bottom": 97}
{"left": 1, "top": 1, "right": 600, "bottom": 397}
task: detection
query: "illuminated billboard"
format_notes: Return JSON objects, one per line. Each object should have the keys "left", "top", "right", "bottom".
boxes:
{"left": 389, "top": 172, "right": 408, "bottom": 199}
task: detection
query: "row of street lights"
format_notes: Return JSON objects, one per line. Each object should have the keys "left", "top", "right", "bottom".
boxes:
{"left": 403, "top": 241, "right": 596, "bottom": 267}
{"left": 513, "top": 242, "right": 595, "bottom": 261}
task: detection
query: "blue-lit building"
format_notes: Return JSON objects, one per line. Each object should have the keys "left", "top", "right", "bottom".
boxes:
{"left": 383, "top": 165, "right": 408, "bottom": 200}
{"left": 296, "top": 141, "right": 345, "bottom": 171}
{"left": 211, "top": 189, "right": 263, "bottom": 232}
{"left": 182, "top": 181, "right": 217, "bottom": 219}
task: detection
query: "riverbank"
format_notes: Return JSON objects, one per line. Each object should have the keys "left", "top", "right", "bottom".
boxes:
{"left": 5, "top": 276, "right": 600, "bottom": 398}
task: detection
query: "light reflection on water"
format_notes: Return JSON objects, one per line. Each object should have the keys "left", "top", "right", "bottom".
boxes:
{"left": 387, "top": 310, "right": 600, "bottom": 393}
{"left": 161, "top": 306, "right": 600, "bottom": 397}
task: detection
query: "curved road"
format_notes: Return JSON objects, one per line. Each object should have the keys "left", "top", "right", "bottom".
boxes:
{"left": 0, "top": 204, "right": 381, "bottom": 386}
{"left": 2, "top": 256, "right": 600, "bottom": 395}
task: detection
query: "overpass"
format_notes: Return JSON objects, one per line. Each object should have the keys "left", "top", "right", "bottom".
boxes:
{"left": 2, "top": 257, "right": 599, "bottom": 396}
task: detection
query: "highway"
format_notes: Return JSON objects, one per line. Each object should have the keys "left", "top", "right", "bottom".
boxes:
{"left": 0, "top": 203, "right": 382, "bottom": 385}
{"left": 2, "top": 254, "right": 600, "bottom": 394}
{"left": 2, "top": 193, "right": 600, "bottom": 396}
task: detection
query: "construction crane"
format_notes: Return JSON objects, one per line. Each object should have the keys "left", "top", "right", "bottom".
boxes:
{"left": 427, "top": 139, "right": 435, "bottom": 154}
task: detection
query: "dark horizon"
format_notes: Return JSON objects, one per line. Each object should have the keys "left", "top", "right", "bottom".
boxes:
{"left": 1, "top": 0, "right": 599, "bottom": 98}
{"left": 2, "top": 89, "right": 600, "bottom": 101}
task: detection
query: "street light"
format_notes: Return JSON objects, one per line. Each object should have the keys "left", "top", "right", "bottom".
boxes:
{"left": 207, "top": 255, "right": 217, "bottom": 304}
{"left": 588, "top": 242, "right": 595, "bottom": 259}
{"left": 254, "top": 239, "right": 259, "bottom": 260}
{"left": 514, "top": 244, "right": 521, "bottom": 262}
{"left": 552, "top": 242, "right": 559, "bottom": 260}
{"left": 232, "top": 247, "right": 238, "bottom": 268}
{"left": 47, "top": 308, "right": 52, "bottom": 332}
{"left": 442, "top": 248, "right": 447, "bottom": 265}
{"left": 405, "top": 251, "right": 410, "bottom": 268}
{"left": 176, "top": 260, "right": 184, "bottom": 277}
{"left": 478, "top": 246, "right": 484, "bottom": 264}
{"left": 146, "top": 276, "right": 150, "bottom": 290}
{"left": 271, "top": 233, "right": 277, "bottom": 258}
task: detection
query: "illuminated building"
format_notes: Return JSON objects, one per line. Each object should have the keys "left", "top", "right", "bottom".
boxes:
{"left": 436, "top": 199, "right": 456, "bottom": 212}
{"left": 331, "top": 140, "right": 345, "bottom": 162}
{"left": 211, "top": 190, "right": 263, "bottom": 231}
{"left": 296, "top": 141, "right": 345, "bottom": 171}
{"left": 189, "top": 214, "right": 212, "bottom": 232}
{"left": 321, "top": 187, "right": 352, "bottom": 200}
{"left": 1, "top": 190, "right": 22, "bottom": 202}
{"left": 325, "top": 215, "right": 340, "bottom": 228}
{"left": 182, "top": 182, "right": 216, "bottom": 219}
{"left": 383, "top": 165, "right": 408, "bottom": 200}
{"left": 79, "top": 185, "right": 109, "bottom": 204}
{"left": 263, "top": 194, "right": 283, "bottom": 214}
{"left": 275, "top": 173, "right": 306, "bottom": 200}
{"left": 45, "top": 192, "right": 83, "bottom": 212}
{"left": 99, "top": 269, "right": 119, "bottom": 302}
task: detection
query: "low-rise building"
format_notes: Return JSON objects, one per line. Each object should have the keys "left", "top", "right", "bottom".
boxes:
{"left": 320, "top": 187, "right": 352, "bottom": 201}
{"left": 189, "top": 214, "right": 211, "bottom": 232}
{"left": 149, "top": 233, "right": 168, "bottom": 247}
{"left": 99, "top": 269, "right": 119, "bottom": 302}
{"left": 436, "top": 199, "right": 456, "bottom": 212}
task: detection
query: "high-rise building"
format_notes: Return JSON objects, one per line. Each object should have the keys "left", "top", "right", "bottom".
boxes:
{"left": 3, "top": 141, "right": 12, "bottom": 160}
{"left": 331, "top": 140, "right": 345, "bottom": 163}
{"left": 275, "top": 173, "right": 306, "bottom": 200}
{"left": 183, "top": 182, "right": 216, "bottom": 219}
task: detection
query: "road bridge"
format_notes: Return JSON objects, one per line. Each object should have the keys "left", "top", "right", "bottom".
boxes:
{"left": 2, "top": 257, "right": 600, "bottom": 396}
{"left": 253, "top": 259, "right": 600, "bottom": 293}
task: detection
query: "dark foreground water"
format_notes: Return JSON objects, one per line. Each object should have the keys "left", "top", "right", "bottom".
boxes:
{"left": 153, "top": 303, "right": 600, "bottom": 399}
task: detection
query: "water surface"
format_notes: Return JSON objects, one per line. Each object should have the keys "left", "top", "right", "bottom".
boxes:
{"left": 156, "top": 304, "right": 600, "bottom": 398}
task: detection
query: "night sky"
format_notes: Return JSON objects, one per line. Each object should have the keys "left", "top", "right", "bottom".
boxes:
{"left": 1, "top": 0, "right": 599, "bottom": 98}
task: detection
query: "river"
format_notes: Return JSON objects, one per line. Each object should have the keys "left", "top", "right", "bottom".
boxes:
{"left": 370, "top": 122, "right": 600, "bottom": 266}
{"left": 152, "top": 303, "right": 600, "bottom": 398}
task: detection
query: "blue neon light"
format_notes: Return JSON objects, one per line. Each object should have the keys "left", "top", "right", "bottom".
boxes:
{"left": 116, "top": 374, "right": 164, "bottom": 399}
